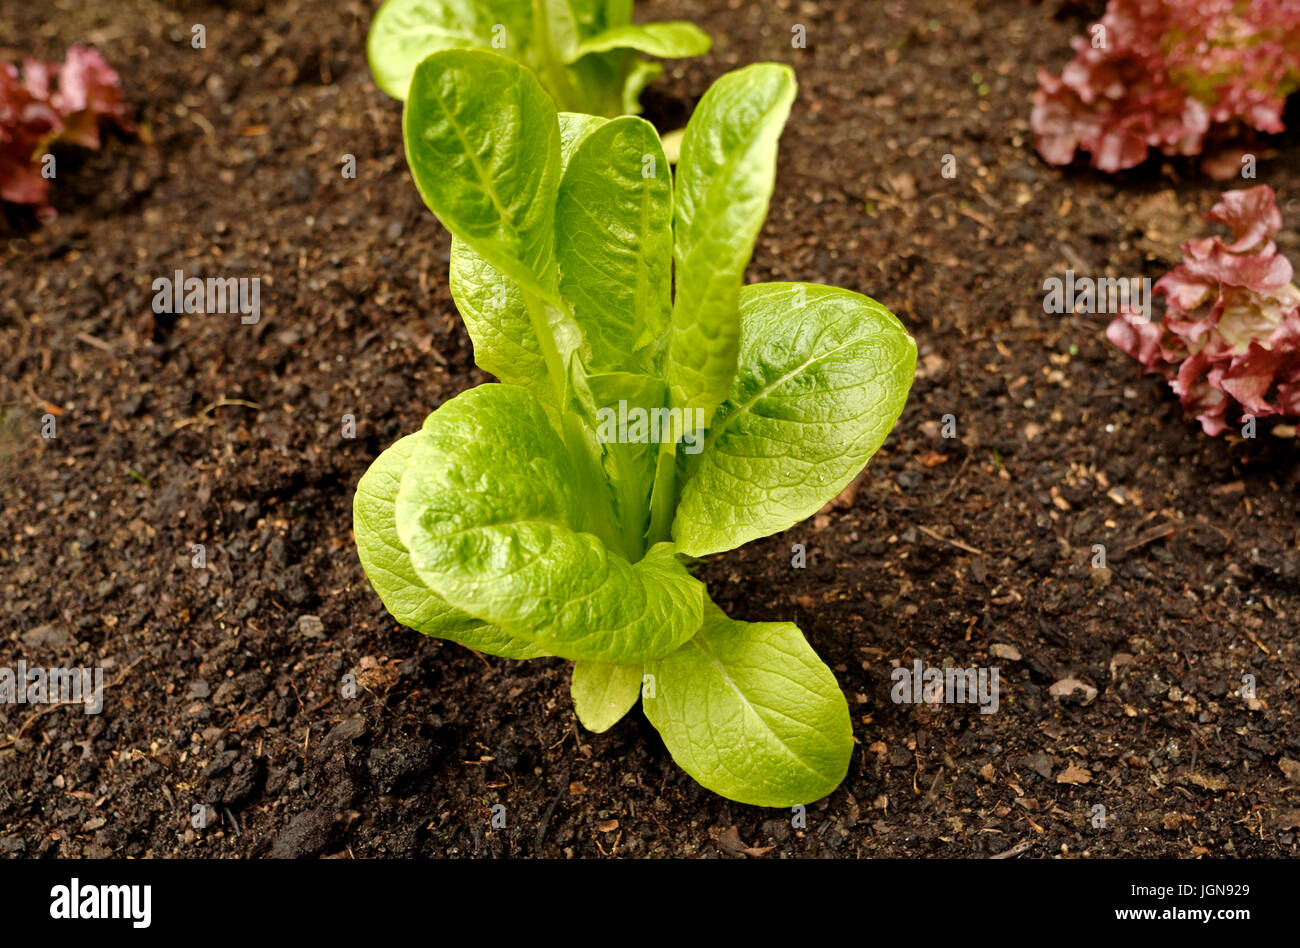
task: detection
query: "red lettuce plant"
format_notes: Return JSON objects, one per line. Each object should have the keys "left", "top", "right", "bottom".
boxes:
{"left": 0, "top": 45, "right": 131, "bottom": 216}
{"left": 1107, "top": 185, "right": 1300, "bottom": 435}
{"left": 1033, "top": 0, "right": 1300, "bottom": 172}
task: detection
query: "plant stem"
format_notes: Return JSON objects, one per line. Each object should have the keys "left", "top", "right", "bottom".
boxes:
{"left": 521, "top": 288, "right": 628, "bottom": 558}
{"left": 607, "top": 445, "right": 648, "bottom": 562}
{"left": 529, "top": 0, "right": 585, "bottom": 114}
{"left": 519, "top": 290, "right": 567, "bottom": 407}
{"left": 646, "top": 439, "right": 677, "bottom": 546}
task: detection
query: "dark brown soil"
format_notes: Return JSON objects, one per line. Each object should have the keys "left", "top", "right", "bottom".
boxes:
{"left": 2, "top": 0, "right": 1298, "bottom": 859}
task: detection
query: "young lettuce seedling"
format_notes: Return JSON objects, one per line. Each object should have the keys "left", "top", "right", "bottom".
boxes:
{"left": 354, "top": 49, "right": 917, "bottom": 806}
{"left": 367, "top": 0, "right": 710, "bottom": 117}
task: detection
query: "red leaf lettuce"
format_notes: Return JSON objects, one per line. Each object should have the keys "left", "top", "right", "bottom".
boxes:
{"left": 1107, "top": 185, "right": 1300, "bottom": 435}
{"left": 1032, "top": 0, "right": 1300, "bottom": 172}
{"left": 1, "top": 45, "right": 132, "bottom": 216}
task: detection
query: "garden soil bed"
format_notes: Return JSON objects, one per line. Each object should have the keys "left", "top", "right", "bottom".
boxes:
{"left": 2, "top": 0, "right": 1299, "bottom": 858}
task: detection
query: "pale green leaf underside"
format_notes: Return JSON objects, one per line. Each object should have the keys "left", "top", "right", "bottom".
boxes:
{"left": 644, "top": 602, "right": 852, "bottom": 807}
{"left": 556, "top": 115, "right": 672, "bottom": 374}
{"left": 674, "top": 282, "right": 917, "bottom": 558}
{"left": 572, "top": 660, "right": 643, "bottom": 732}
{"left": 353, "top": 432, "right": 544, "bottom": 659}
{"left": 572, "top": 21, "right": 711, "bottom": 60}
{"left": 667, "top": 63, "right": 797, "bottom": 428}
{"left": 394, "top": 384, "right": 705, "bottom": 663}
{"left": 404, "top": 49, "right": 562, "bottom": 303}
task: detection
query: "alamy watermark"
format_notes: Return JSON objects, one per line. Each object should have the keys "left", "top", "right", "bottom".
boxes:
{"left": 1042, "top": 270, "right": 1151, "bottom": 321}
{"left": 50, "top": 878, "right": 150, "bottom": 928}
{"left": 152, "top": 269, "right": 261, "bottom": 324}
{"left": 0, "top": 661, "right": 104, "bottom": 714}
{"left": 594, "top": 401, "right": 705, "bottom": 454}
{"left": 890, "top": 660, "right": 1000, "bottom": 714}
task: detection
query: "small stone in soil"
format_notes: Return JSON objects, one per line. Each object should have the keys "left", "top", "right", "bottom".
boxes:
{"left": 1049, "top": 678, "right": 1098, "bottom": 705}
{"left": 323, "top": 715, "right": 367, "bottom": 744}
{"left": 21, "top": 624, "right": 73, "bottom": 651}
{"left": 297, "top": 614, "right": 325, "bottom": 638}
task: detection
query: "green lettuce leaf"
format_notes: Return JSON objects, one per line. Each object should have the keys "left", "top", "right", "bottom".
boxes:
{"left": 644, "top": 601, "right": 853, "bottom": 807}
{"left": 571, "top": 660, "right": 643, "bottom": 732}
{"left": 571, "top": 22, "right": 712, "bottom": 61}
{"left": 449, "top": 238, "right": 558, "bottom": 418}
{"left": 620, "top": 58, "right": 663, "bottom": 116}
{"left": 674, "top": 282, "right": 916, "bottom": 557}
{"left": 556, "top": 115, "right": 672, "bottom": 375}
{"left": 353, "top": 432, "right": 545, "bottom": 659}
{"left": 368, "top": 0, "right": 709, "bottom": 117}
{"left": 447, "top": 111, "right": 610, "bottom": 423}
{"left": 367, "top": 0, "right": 499, "bottom": 100}
{"left": 558, "top": 111, "right": 608, "bottom": 166}
{"left": 394, "top": 384, "right": 705, "bottom": 663}
{"left": 666, "top": 63, "right": 797, "bottom": 432}
{"left": 404, "top": 49, "right": 563, "bottom": 303}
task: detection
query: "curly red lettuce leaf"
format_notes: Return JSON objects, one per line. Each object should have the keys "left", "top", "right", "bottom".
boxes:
{"left": 0, "top": 45, "right": 132, "bottom": 216}
{"left": 1107, "top": 185, "right": 1300, "bottom": 435}
{"left": 1033, "top": 0, "right": 1300, "bottom": 172}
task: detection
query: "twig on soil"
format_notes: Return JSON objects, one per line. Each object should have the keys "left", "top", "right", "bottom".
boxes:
{"left": 21, "top": 381, "right": 60, "bottom": 416}
{"left": 958, "top": 206, "right": 993, "bottom": 230}
{"left": 916, "top": 524, "right": 982, "bottom": 555}
{"left": 74, "top": 332, "right": 113, "bottom": 352}
{"left": 937, "top": 452, "right": 972, "bottom": 504}
{"left": 990, "top": 838, "right": 1034, "bottom": 859}
{"left": 594, "top": 829, "right": 621, "bottom": 857}
{"left": 547, "top": 726, "right": 571, "bottom": 751}
{"left": 534, "top": 766, "right": 571, "bottom": 853}
{"left": 1194, "top": 514, "right": 1234, "bottom": 544}
{"left": 16, "top": 655, "right": 145, "bottom": 738}
{"left": 923, "top": 767, "right": 946, "bottom": 809}
{"left": 1245, "top": 633, "right": 1271, "bottom": 656}
{"left": 1121, "top": 522, "right": 1177, "bottom": 554}
{"left": 190, "top": 111, "right": 216, "bottom": 137}
{"left": 172, "top": 398, "right": 262, "bottom": 430}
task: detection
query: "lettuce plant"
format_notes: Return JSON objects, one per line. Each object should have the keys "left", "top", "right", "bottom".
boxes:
{"left": 353, "top": 50, "right": 916, "bottom": 806}
{"left": 367, "top": 0, "right": 710, "bottom": 116}
{"left": 1, "top": 45, "right": 131, "bottom": 216}
{"left": 1107, "top": 185, "right": 1300, "bottom": 435}
{"left": 1032, "top": 0, "right": 1300, "bottom": 172}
